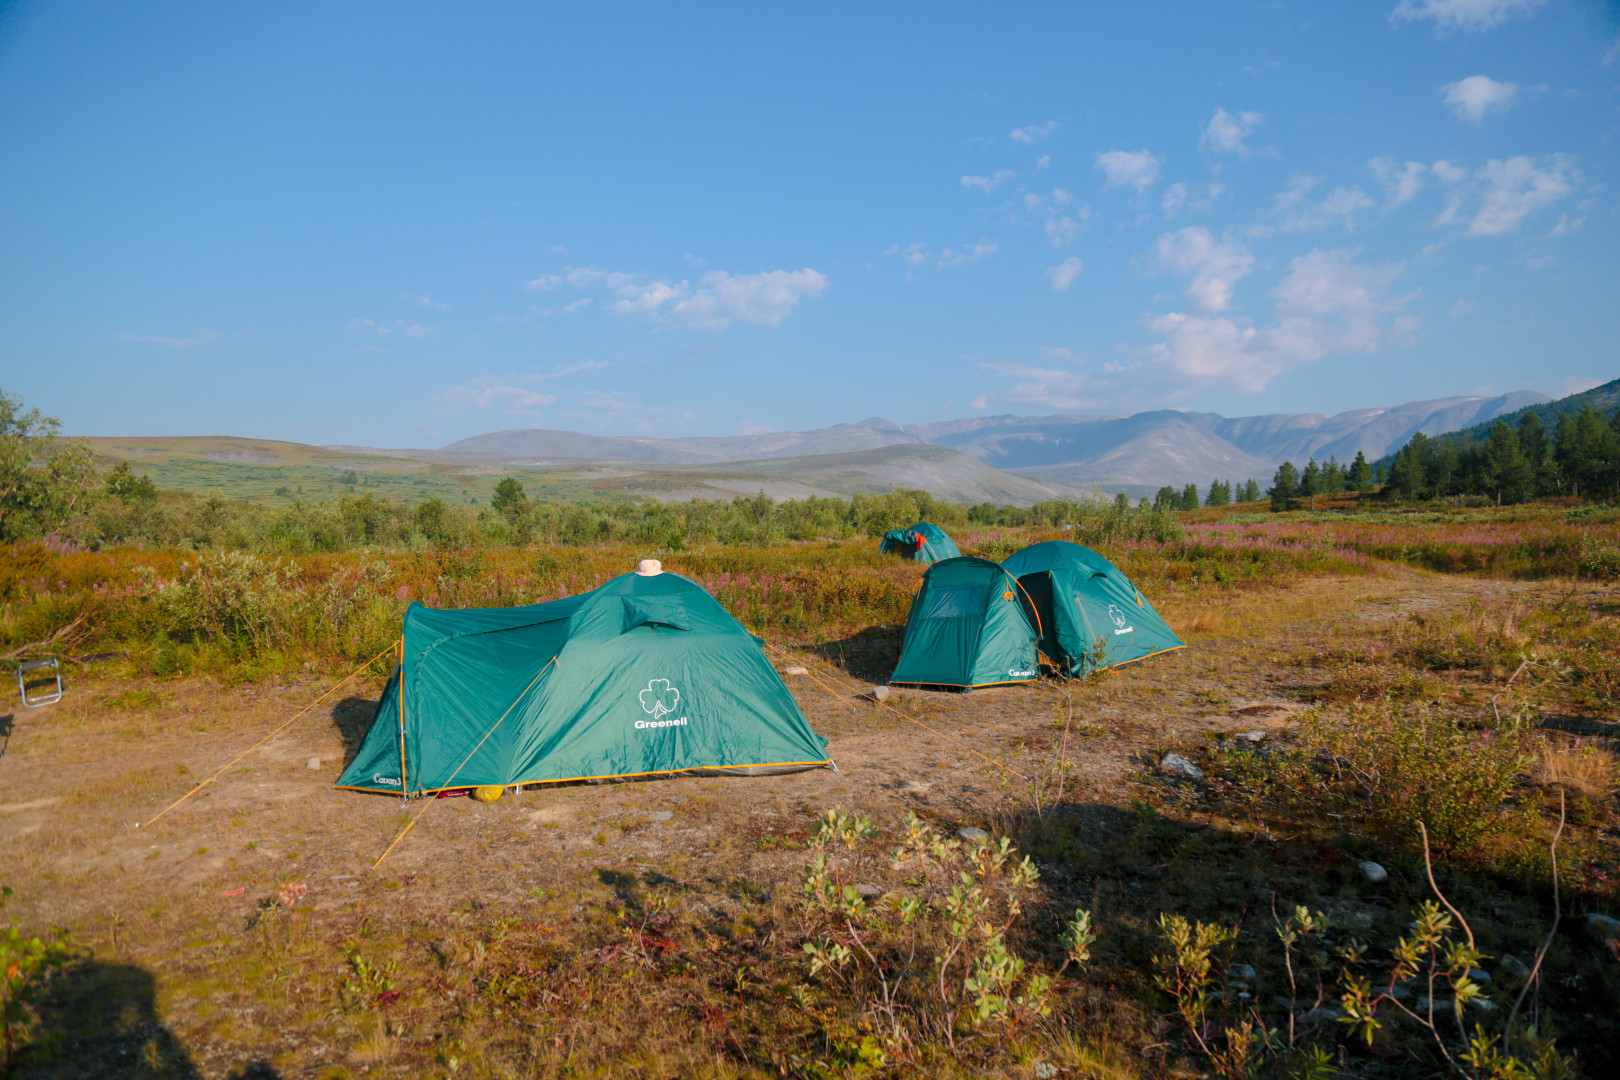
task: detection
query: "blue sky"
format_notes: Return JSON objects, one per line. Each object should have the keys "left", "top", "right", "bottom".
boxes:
{"left": 1, "top": 0, "right": 1616, "bottom": 447}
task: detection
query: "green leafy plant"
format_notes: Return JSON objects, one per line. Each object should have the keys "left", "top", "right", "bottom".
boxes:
{"left": 1, "top": 886, "right": 73, "bottom": 1070}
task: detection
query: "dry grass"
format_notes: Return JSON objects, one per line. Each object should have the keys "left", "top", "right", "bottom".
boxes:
{"left": 1534, "top": 739, "right": 1619, "bottom": 799}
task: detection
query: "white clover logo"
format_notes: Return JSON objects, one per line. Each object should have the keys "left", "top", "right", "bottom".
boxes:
{"left": 639, "top": 678, "right": 681, "bottom": 720}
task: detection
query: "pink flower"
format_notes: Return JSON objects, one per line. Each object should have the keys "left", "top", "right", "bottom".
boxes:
{"left": 396, "top": 586, "right": 411, "bottom": 601}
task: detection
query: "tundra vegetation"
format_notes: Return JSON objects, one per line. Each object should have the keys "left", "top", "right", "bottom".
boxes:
{"left": 0, "top": 388, "right": 1617, "bottom": 1079}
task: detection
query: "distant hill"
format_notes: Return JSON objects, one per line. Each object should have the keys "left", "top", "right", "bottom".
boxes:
{"left": 1373, "top": 377, "right": 1619, "bottom": 469}
{"left": 438, "top": 417, "right": 923, "bottom": 465}
{"left": 90, "top": 436, "right": 1080, "bottom": 507}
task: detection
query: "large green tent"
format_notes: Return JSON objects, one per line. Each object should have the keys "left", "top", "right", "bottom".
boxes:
{"left": 337, "top": 568, "right": 831, "bottom": 796}
{"left": 888, "top": 557, "right": 1040, "bottom": 688}
{"left": 879, "top": 521, "right": 961, "bottom": 564}
{"left": 1000, "top": 541, "right": 1184, "bottom": 676}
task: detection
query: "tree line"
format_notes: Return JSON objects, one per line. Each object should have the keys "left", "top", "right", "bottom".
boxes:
{"left": 1266, "top": 407, "right": 1620, "bottom": 510}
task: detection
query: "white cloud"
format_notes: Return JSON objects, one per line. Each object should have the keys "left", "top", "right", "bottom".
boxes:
{"left": 961, "top": 170, "right": 1016, "bottom": 193}
{"left": 1441, "top": 75, "right": 1519, "bottom": 122}
{"left": 1431, "top": 160, "right": 1467, "bottom": 184}
{"left": 1150, "top": 227, "right": 1255, "bottom": 312}
{"left": 936, "top": 240, "right": 998, "bottom": 268}
{"left": 347, "top": 318, "right": 433, "bottom": 338}
{"left": 1468, "top": 154, "right": 1577, "bottom": 235}
{"left": 115, "top": 328, "right": 219, "bottom": 348}
{"left": 1266, "top": 176, "right": 1376, "bottom": 232}
{"left": 1047, "top": 257, "right": 1083, "bottom": 291}
{"left": 1036, "top": 154, "right": 1052, "bottom": 171}
{"left": 736, "top": 421, "right": 773, "bottom": 435}
{"left": 1369, "top": 157, "right": 1428, "bottom": 205}
{"left": 1045, "top": 216, "right": 1083, "bottom": 246}
{"left": 969, "top": 393, "right": 989, "bottom": 409}
{"left": 1094, "top": 149, "right": 1162, "bottom": 193}
{"left": 1144, "top": 249, "right": 1411, "bottom": 394}
{"left": 1200, "top": 107, "right": 1264, "bottom": 156}
{"left": 439, "top": 377, "right": 558, "bottom": 415}
{"left": 1390, "top": 0, "right": 1546, "bottom": 33}
{"left": 399, "top": 293, "right": 452, "bottom": 310}
{"left": 528, "top": 264, "right": 826, "bottom": 329}
{"left": 1450, "top": 298, "right": 1476, "bottom": 317}
{"left": 1011, "top": 121, "right": 1060, "bottom": 143}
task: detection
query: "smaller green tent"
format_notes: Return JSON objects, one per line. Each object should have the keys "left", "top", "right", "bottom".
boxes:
{"left": 889, "top": 557, "right": 1040, "bottom": 688}
{"left": 337, "top": 567, "right": 831, "bottom": 796}
{"left": 879, "top": 522, "right": 961, "bottom": 564}
{"left": 1000, "top": 541, "right": 1184, "bottom": 676}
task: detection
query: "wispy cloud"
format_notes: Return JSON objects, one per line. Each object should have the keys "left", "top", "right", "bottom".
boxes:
{"left": 528, "top": 265, "right": 827, "bottom": 329}
{"left": 1149, "top": 228, "right": 1254, "bottom": 312}
{"left": 1010, "top": 120, "right": 1060, "bottom": 143}
{"left": 961, "top": 170, "right": 1016, "bottom": 193}
{"left": 1200, "top": 107, "right": 1264, "bottom": 156}
{"left": 1264, "top": 176, "right": 1375, "bottom": 232}
{"left": 1390, "top": 0, "right": 1546, "bottom": 34}
{"left": 348, "top": 318, "right": 433, "bottom": 337}
{"left": 1047, "top": 256, "right": 1083, "bottom": 291}
{"left": 438, "top": 377, "right": 558, "bottom": 415}
{"left": 1368, "top": 157, "right": 1428, "bottom": 205}
{"left": 884, "top": 240, "right": 998, "bottom": 271}
{"left": 1095, "top": 149, "right": 1162, "bottom": 193}
{"left": 1467, "top": 154, "right": 1578, "bottom": 235}
{"left": 114, "top": 328, "right": 219, "bottom": 348}
{"left": 1440, "top": 75, "right": 1518, "bottom": 122}
{"left": 399, "top": 293, "right": 453, "bottom": 310}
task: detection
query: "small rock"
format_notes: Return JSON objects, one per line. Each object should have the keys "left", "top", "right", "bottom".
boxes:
{"left": 1159, "top": 753, "right": 1203, "bottom": 779}
{"left": 856, "top": 883, "right": 883, "bottom": 900}
{"left": 785, "top": 666, "right": 808, "bottom": 676}
{"left": 900, "top": 780, "right": 931, "bottom": 794}
{"left": 1500, "top": 955, "right": 1530, "bottom": 980}
{"left": 1415, "top": 998, "right": 1453, "bottom": 1014}
{"left": 1466, "top": 968, "right": 1491, "bottom": 985}
{"left": 1586, "top": 913, "right": 1620, "bottom": 944}
{"left": 1231, "top": 730, "right": 1267, "bottom": 743}
{"left": 1390, "top": 986, "right": 1412, "bottom": 1001}
{"left": 651, "top": 811, "right": 674, "bottom": 822}
{"left": 1470, "top": 997, "right": 1497, "bottom": 1012}
{"left": 957, "top": 827, "right": 988, "bottom": 842}
{"left": 871, "top": 685, "right": 891, "bottom": 702}
{"left": 305, "top": 757, "right": 321, "bottom": 770}
{"left": 1299, "top": 1006, "right": 1344, "bottom": 1023}
{"left": 1361, "top": 861, "right": 1388, "bottom": 884}
{"left": 1229, "top": 964, "right": 1256, "bottom": 980}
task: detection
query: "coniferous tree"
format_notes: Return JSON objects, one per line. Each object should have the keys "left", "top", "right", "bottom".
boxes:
{"left": 1268, "top": 462, "right": 1301, "bottom": 511}
{"left": 1519, "top": 412, "right": 1548, "bottom": 471}
{"left": 1349, "top": 451, "right": 1373, "bottom": 493}
{"left": 1243, "top": 478, "right": 1261, "bottom": 502}
{"left": 1154, "top": 485, "right": 1180, "bottom": 511}
{"left": 491, "top": 477, "right": 528, "bottom": 516}
{"left": 1113, "top": 492, "right": 1131, "bottom": 512}
{"left": 1181, "top": 483, "right": 1199, "bottom": 510}
{"left": 1483, "top": 421, "right": 1533, "bottom": 503}
{"left": 1299, "top": 459, "right": 1321, "bottom": 509}
{"left": 1205, "top": 479, "right": 1230, "bottom": 506}
{"left": 1430, "top": 439, "right": 1460, "bottom": 498}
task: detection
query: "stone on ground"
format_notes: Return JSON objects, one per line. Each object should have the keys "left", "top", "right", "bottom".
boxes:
{"left": 957, "top": 827, "right": 988, "bottom": 842}
{"left": 1159, "top": 752, "right": 1203, "bottom": 779}
{"left": 305, "top": 757, "right": 321, "bottom": 770}
{"left": 1361, "top": 860, "right": 1388, "bottom": 884}
{"left": 871, "top": 685, "right": 891, "bottom": 702}
{"left": 785, "top": 666, "right": 808, "bottom": 676}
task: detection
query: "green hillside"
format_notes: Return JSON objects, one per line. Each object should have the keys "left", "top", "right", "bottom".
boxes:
{"left": 1374, "top": 376, "right": 1619, "bottom": 471}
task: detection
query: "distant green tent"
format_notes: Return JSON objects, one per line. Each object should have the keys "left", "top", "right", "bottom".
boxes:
{"left": 879, "top": 522, "right": 961, "bottom": 564}
{"left": 889, "top": 557, "right": 1040, "bottom": 688}
{"left": 338, "top": 568, "right": 831, "bottom": 795}
{"left": 1000, "top": 541, "right": 1184, "bottom": 676}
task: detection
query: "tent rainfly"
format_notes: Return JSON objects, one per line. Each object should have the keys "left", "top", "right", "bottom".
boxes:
{"left": 879, "top": 522, "right": 961, "bottom": 564}
{"left": 337, "top": 564, "right": 831, "bottom": 795}
{"left": 888, "top": 556, "right": 1040, "bottom": 689}
{"left": 999, "top": 541, "right": 1185, "bottom": 676}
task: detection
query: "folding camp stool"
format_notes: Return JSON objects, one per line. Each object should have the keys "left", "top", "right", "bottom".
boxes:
{"left": 16, "top": 657, "right": 63, "bottom": 707}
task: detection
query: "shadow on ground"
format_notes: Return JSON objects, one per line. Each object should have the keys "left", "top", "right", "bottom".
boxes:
{"left": 813, "top": 628, "right": 903, "bottom": 684}
{"left": 330, "top": 694, "right": 382, "bottom": 767}
{"left": 15, "top": 960, "right": 281, "bottom": 1079}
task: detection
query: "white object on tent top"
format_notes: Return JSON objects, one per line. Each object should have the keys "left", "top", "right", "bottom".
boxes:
{"left": 636, "top": 559, "right": 663, "bottom": 576}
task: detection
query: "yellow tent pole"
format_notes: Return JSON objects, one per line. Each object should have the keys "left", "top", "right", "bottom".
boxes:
{"left": 396, "top": 636, "right": 407, "bottom": 803}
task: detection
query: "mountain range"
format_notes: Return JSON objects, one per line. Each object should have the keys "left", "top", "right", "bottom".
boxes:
{"left": 427, "top": 391, "right": 1547, "bottom": 490}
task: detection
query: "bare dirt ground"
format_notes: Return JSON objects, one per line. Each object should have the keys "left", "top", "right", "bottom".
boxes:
{"left": 1, "top": 568, "right": 1614, "bottom": 1078}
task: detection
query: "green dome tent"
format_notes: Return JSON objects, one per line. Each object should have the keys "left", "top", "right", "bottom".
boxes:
{"left": 889, "top": 557, "right": 1040, "bottom": 689}
{"left": 337, "top": 568, "right": 831, "bottom": 796}
{"left": 879, "top": 522, "right": 961, "bottom": 564}
{"left": 1000, "top": 541, "right": 1184, "bottom": 676}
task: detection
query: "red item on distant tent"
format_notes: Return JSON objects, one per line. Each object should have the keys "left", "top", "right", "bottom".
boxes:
{"left": 436, "top": 789, "right": 469, "bottom": 799}
{"left": 222, "top": 888, "right": 245, "bottom": 897}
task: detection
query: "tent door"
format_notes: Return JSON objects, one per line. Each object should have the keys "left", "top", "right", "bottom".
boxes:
{"left": 1016, "top": 572, "right": 1063, "bottom": 670}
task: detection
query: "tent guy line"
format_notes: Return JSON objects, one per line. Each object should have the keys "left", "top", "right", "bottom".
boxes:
{"left": 133, "top": 641, "right": 398, "bottom": 830}
{"left": 371, "top": 655, "right": 557, "bottom": 871}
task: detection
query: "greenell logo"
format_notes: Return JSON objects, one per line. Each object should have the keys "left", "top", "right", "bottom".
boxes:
{"left": 639, "top": 678, "right": 681, "bottom": 719}
{"left": 1107, "top": 604, "right": 1134, "bottom": 636}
